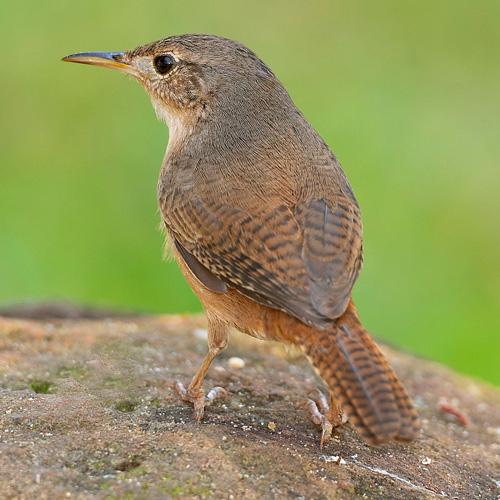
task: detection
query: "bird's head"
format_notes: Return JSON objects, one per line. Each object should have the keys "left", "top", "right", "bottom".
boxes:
{"left": 63, "top": 34, "right": 280, "bottom": 147}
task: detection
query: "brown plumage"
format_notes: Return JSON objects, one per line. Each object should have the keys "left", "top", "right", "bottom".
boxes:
{"left": 63, "top": 34, "right": 420, "bottom": 445}
{"left": 297, "top": 301, "right": 419, "bottom": 444}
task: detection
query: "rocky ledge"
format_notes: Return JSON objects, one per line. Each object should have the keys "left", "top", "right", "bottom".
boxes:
{"left": 0, "top": 308, "right": 498, "bottom": 499}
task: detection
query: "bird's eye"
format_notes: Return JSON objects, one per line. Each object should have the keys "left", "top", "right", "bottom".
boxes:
{"left": 153, "top": 54, "right": 175, "bottom": 75}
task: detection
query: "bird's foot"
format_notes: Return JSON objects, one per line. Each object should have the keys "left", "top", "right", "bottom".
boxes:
{"left": 174, "top": 381, "right": 228, "bottom": 421}
{"left": 307, "top": 389, "right": 346, "bottom": 448}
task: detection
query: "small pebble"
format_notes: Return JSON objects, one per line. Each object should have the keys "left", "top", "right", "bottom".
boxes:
{"left": 193, "top": 328, "right": 208, "bottom": 340}
{"left": 228, "top": 357, "right": 245, "bottom": 369}
{"left": 421, "top": 457, "right": 432, "bottom": 465}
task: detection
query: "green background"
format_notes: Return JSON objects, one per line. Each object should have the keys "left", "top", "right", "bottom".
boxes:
{"left": 1, "top": 1, "right": 499, "bottom": 384}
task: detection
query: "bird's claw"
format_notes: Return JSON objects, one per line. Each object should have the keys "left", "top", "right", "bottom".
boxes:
{"left": 307, "top": 389, "right": 345, "bottom": 448}
{"left": 174, "top": 381, "right": 228, "bottom": 421}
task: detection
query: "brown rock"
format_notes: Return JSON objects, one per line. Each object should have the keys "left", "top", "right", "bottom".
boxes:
{"left": 0, "top": 309, "right": 498, "bottom": 499}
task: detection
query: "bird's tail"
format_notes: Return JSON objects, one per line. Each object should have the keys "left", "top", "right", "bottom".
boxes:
{"left": 294, "top": 301, "right": 420, "bottom": 444}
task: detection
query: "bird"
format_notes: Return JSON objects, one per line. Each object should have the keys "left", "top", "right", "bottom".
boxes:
{"left": 63, "top": 34, "right": 420, "bottom": 446}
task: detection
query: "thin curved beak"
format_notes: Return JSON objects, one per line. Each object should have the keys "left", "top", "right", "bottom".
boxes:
{"left": 62, "top": 51, "right": 135, "bottom": 75}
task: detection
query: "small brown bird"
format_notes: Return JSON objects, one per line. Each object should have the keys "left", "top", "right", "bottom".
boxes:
{"left": 63, "top": 34, "right": 419, "bottom": 446}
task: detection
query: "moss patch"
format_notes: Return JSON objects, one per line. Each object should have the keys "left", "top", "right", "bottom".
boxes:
{"left": 29, "top": 380, "right": 52, "bottom": 394}
{"left": 114, "top": 400, "right": 138, "bottom": 413}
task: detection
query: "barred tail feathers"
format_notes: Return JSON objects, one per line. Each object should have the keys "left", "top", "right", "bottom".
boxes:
{"left": 299, "top": 302, "right": 419, "bottom": 444}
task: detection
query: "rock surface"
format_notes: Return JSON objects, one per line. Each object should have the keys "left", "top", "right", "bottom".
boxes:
{"left": 0, "top": 309, "right": 499, "bottom": 499}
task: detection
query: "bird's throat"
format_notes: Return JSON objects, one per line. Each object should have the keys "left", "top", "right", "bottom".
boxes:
{"left": 151, "top": 97, "right": 194, "bottom": 157}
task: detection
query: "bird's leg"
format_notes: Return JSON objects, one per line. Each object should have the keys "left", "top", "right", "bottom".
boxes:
{"left": 307, "top": 389, "right": 345, "bottom": 447}
{"left": 174, "top": 316, "right": 228, "bottom": 421}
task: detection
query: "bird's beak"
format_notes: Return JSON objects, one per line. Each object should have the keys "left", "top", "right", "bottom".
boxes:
{"left": 62, "top": 51, "right": 136, "bottom": 75}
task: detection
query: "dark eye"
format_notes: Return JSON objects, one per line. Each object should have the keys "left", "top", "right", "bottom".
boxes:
{"left": 153, "top": 54, "right": 175, "bottom": 75}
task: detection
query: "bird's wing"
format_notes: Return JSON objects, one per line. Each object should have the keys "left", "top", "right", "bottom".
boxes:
{"left": 164, "top": 192, "right": 362, "bottom": 328}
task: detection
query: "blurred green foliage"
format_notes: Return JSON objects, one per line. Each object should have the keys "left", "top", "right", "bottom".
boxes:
{"left": 0, "top": 1, "right": 499, "bottom": 384}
